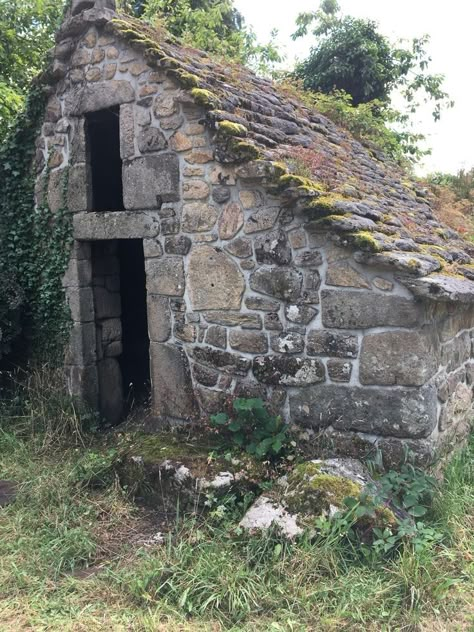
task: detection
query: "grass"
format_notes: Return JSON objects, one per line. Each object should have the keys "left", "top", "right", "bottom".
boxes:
{"left": 0, "top": 368, "right": 472, "bottom": 630}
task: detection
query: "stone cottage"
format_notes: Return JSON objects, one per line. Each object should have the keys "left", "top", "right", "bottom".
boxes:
{"left": 36, "top": 0, "right": 474, "bottom": 465}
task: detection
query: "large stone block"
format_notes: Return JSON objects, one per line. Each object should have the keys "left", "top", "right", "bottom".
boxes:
{"left": 146, "top": 257, "right": 185, "bottom": 296}
{"left": 229, "top": 330, "right": 268, "bottom": 354}
{"left": 66, "top": 81, "right": 135, "bottom": 115}
{"left": 150, "top": 343, "right": 199, "bottom": 420}
{"left": 253, "top": 356, "right": 325, "bottom": 386}
{"left": 98, "top": 358, "right": 123, "bottom": 425}
{"left": 147, "top": 295, "right": 171, "bottom": 342}
{"left": 66, "top": 365, "right": 98, "bottom": 408}
{"left": 188, "top": 245, "right": 244, "bottom": 310}
{"left": 73, "top": 211, "right": 160, "bottom": 240}
{"left": 65, "top": 321, "right": 96, "bottom": 366}
{"left": 360, "top": 331, "right": 438, "bottom": 386}
{"left": 249, "top": 267, "right": 303, "bottom": 302}
{"left": 307, "top": 330, "right": 359, "bottom": 358}
{"left": 192, "top": 346, "right": 250, "bottom": 375}
{"left": 67, "top": 163, "right": 90, "bottom": 213}
{"left": 66, "top": 287, "right": 94, "bottom": 322}
{"left": 321, "top": 290, "right": 422, "bottom": 329}
{"left": 123, "top": 154, "right": 180, "bottom": 208}
{"left": 290, "top": 384, "right": 438, "bottom": 439}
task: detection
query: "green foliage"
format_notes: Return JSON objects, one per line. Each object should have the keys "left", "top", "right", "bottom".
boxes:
{"left": 0, "top": 86, "right": 73, "bottom": 361}
{"left": 210, "top": 398, "right": 291, "bottom": 459}
{"left": 427, "top": 167, "right": 474, "bottom": 202}
{"left": 0, "top": 0, "right": 65, "bottom": 136}
{"left": 285, "top": 86, "right": 427, "bottom": 164}
{"left": 122, "top": 0, "right": 282, "bottom": 73}
{"left": 293, "top": 1, "right": 452, "bottom": 121}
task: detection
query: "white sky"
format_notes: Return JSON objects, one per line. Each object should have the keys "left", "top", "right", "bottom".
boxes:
{"left": 234, "top": 0, "right": 474, "bottom": 175}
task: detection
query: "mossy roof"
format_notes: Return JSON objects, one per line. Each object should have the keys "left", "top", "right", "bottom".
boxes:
{"left": 51, "top": 6, "right": 474, "bottom": 302}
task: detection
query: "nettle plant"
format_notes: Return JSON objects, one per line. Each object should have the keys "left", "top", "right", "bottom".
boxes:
{"left": 210, "top": 398, "right": 291, "bottom": 460}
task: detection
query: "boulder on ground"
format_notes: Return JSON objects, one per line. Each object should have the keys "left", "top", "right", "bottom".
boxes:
{"left": 239, "top": 458, "right": 395, "bottom": 538}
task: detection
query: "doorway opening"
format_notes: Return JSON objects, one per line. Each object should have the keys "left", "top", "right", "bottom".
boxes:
{"left": 118, "top": 239, "right": 150, "bottom": 410}
{"left": 86, "top": 107, "right": 124, "bottom": 211}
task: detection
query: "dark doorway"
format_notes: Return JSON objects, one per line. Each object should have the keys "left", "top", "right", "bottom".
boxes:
{"left": 86, "top": 107, "right": 124, "bottom": 211}
{"left": 118, "top": 239, "right": 150, "bottom": 409}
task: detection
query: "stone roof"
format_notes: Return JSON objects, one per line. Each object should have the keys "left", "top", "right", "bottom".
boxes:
{"left": 50, "top": 7, "right": 474, "bottom": 302}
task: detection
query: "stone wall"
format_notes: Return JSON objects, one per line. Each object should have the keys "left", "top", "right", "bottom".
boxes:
{"left": 39, "top": 20, "right": 474, "bottom": 466}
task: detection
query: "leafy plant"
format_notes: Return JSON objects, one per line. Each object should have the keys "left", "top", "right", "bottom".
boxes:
{"left": 210, "top": 398, "right": 291, "bottom": 459}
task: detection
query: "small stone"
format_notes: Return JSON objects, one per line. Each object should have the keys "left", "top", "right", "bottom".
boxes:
{"left": 170, "top": 131, "right": 192, "bottom": 152}
{"left": 285, "top": 304, "right": 318, "bottom": 325}
{"left": 72, "top": 49, "right": 91, "bottom": 66}
{"left": 240, "top": 260, "right": 255, "bottom": 271}
{"left": 326, "top": 261, "right": 371, "bottom": 289}
{"left": 327, "top": 359, "right": 353, "bottom": 382}
{"left": 244, "top": 207, "right": 280, "bottom": 234}
{"left": 225, "top": 236, "right": 252, "bottom": 258}
{"left": 204, "top": 311, "right": 262, "bottom": 329}
{"left": 192, "top": 346, "right": 250, "bottom": 376}
{"left": 288, "top": 228, "right": 307, "bottom": 249}
{"left": 185, "top": 150, "right": 214, "bottom": 164}
{"left": 245, "top": 296, "right": 280, "bottom": 312}
{"left": 239, "top": 190, "right": 264, "bottom": 209}
{"left": 175, "top": 322, "right": 197, "bottom": 343}
{"left": 212, "top": 186, "right": 231, "bottom": 204}
{"left": 102, "top": 63, "right": 116, "bottom": 80}
{"left": 193, "top": 364, "right": 219, "bottom": 387}
{"left": 264, "top": 313, "right": 283, "bottom": 331}
{"left": 183, "top": 180, "right": 210, "bottom": 201}
{"left": 91, "top": 48, "right": 105, "bottom": 63}
{"left": 85, "top": 67, "right": 102, "bottom": 82}
{"left": 253, "top": 356, "right": 325, "bottom": 386}
{"left": 153, "top": 93, "right": 177, "bottom": 117}
{"left": 218, "top": 202, "right": 244, "bottom": 240}
{"left": 143, "top": 238, "right": 163, "bottom": 258}
{"left": 255, "top": 230, "right": 292, "bottom": 266}
{"left": 210, "top": 166, "right": 236, "bottom": 185}
{"left": 270, "top": 332, "right": 305, "bottom": 354}
{"left": 161, "top": 218, "right": 180, "bottom": 235}
{"left": 250, "top": 267, "right": 303, "bottom": 301}
{"left": 197, "top": 388, "right": 227, "bottom": 414}
{"left": 106, "top": 46, "right": 119, "bottom": 59}
{"left": 307, "top": 330, "right": 359, "bottom": 358}
{"left": 136, "top": 107, "right": 151, "bottom": 127}
{"left": 294, "top": 250, "right": 324, "bottom": 267}
{"left": 165, "top": 235, "right": 191, "bottom": 255}
{"left": 230, "top": 330, "right": 268, "bottom": 354}
{"left": 160, "top": 114, "right": 184, "bottom": 130}
{"left": 373, "top": 277, "right": 394, "bottom": 292}
{"left": 182, "top": 203, "right": 219, "bottom": 232}
{"left": 205, "top": 325, "right": 227, "bottom": 349}
{"left": 137, "top": 127, "right": 168, "bottom": 153}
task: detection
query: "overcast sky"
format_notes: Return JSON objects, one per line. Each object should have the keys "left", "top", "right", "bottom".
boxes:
{"left": 234, "top": 0, "right": 474, "bottom": 175}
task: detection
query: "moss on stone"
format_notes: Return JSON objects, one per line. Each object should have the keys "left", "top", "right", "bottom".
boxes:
{"left": 352, "top": 231, "right": 383, "bottom": 253}
{"left": 169, "top": 69, "right": 201, "bottom": 88}
{"left": 228, "top": 139, "right": 261, "bottom": 161}
{"left": 217, "top": 120, "right": 248, "bottom": 137}
{"left": 284, "top": 461, "right": 362, "bottom": 515}
{"left": 191, "top": 88, "right": 221, "bottom": 108}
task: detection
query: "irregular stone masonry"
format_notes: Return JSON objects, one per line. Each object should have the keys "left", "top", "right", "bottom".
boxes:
{"left": 40, "top": 3, "right": 474, "bottom": 467}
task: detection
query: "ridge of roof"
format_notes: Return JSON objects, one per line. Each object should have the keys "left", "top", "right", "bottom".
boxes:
{"left": 49, "top": 8, "right": 474, "bottom": 303}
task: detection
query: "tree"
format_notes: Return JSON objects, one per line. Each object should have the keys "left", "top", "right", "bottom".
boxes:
{"left": 0, "top": 0, "right": 65, "bottom": 136}
{"left": 293, "top": 2, "right": 452, "bottom": 120}
{"left": 123, "top": 0, "right": 282, "bottom": 72}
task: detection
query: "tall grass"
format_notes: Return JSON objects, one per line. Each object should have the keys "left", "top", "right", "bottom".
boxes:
{"left": 0, "top": 367, "right": 472, "bottom": 630}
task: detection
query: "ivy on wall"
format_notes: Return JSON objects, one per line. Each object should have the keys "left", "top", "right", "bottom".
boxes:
{"left": 0, "top": 84, "right": 73, "bottom": 363}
